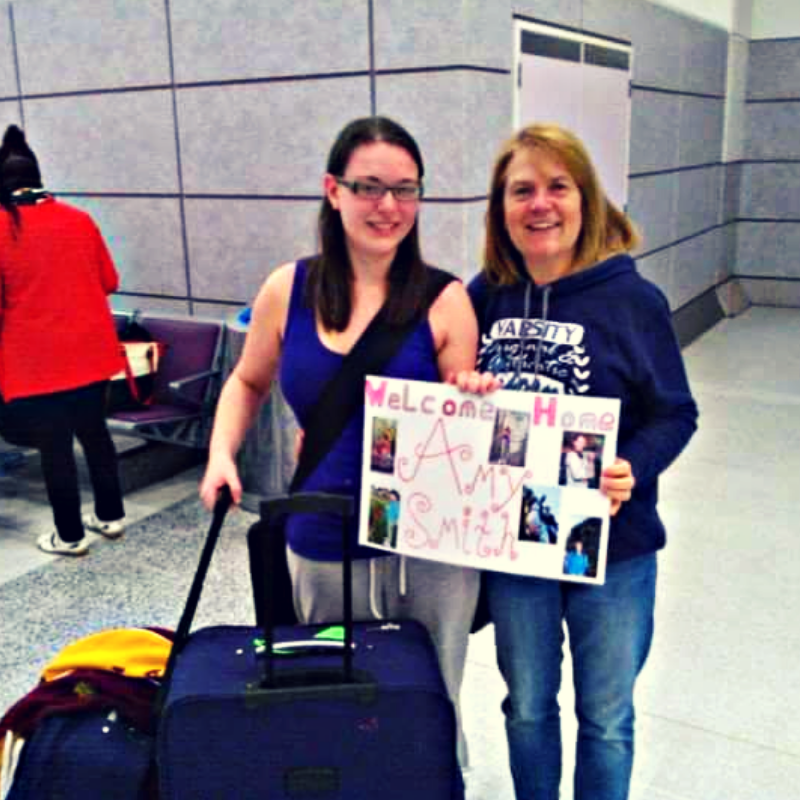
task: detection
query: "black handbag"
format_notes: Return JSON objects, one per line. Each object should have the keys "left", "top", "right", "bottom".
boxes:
{"left": 253, "top": 268, "right": 457, "bottom": 627}
{"left": 0, "top": 393, "right": 38, "bottom": 449}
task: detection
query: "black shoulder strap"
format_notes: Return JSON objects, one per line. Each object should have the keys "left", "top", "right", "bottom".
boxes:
{"left": 289, "top": 267, "right": 456, "bottom": 492}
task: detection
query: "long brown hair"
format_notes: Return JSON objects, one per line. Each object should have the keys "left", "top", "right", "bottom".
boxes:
{"left": 305, "top": 116, "right": 428, "bottom": 330}
{"left": 483, "top": 123, "right": 639, "bottom": 285}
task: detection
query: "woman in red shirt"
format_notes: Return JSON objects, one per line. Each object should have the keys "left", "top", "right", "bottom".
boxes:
{"left": 0, "top": 125, "right": 126, "bottom": 555}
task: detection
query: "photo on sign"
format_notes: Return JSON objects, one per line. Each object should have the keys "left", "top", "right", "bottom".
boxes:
{"left": 367, "top": 485, "right": 401, "bottom": 549}
{"left": 371, "top": 417, "right": 398, "bottom": 475}
{"left": 518, "top": 483, "right": 561, "bottom": 545}
{"left": 562, "top": 516, "right": 603, "bottom": 578}
{"left": 488, "top": 408, "right": 531, "bottom": 467}
{"left": 558, "top": 431, "right": 605, "bottom": 489}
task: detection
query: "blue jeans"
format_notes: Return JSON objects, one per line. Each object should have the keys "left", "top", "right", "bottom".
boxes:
{"left": 487, "top": 553, "right": 657, "bottom": 800}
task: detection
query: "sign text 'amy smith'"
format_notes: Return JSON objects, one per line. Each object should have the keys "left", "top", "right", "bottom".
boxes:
{"left": 365, "top": 378, "right": 618, "bottom": 432}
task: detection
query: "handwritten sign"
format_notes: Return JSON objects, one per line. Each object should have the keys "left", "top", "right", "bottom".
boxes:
{"left": 359, "top": 377, "right": 620, "bottom": 584}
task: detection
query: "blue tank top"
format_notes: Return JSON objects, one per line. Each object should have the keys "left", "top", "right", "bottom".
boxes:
{"left": 280, "top": 259, "right": 444, "bottom": 560}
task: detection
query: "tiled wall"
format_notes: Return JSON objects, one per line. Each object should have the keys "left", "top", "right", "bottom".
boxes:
{"left": 0, "top": 0, "right": 733, "bottom": 328}
{"left": 736, "top": 37, "right": 800, "bottom": 306}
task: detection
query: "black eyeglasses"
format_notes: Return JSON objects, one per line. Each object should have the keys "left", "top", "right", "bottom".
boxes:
{"left": 335, "top": 178, "right": 423, "bottom": 202}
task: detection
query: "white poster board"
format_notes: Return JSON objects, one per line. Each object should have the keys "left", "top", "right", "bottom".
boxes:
{"left": 359, "top": 377, "right": 620, "bottom": 584}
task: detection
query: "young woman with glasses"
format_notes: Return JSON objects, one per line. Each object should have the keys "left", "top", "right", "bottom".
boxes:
{"left": 200, "top": 116, "right": 480, "bottom": 770}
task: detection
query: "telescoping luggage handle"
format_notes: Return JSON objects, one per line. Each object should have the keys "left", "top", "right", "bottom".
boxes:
{"left": 156, "top": 485, "right": 234, "bottom": 714}
{"left": 156, "top": 489, "right": 356, "bottom": 713}
{"left": 253, "top": 493, "right": 355, "bottom": 688}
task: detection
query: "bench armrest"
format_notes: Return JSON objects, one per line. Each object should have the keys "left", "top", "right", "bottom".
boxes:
{"left": 168, "top": 368, "right": 220, "bottom": 391}
{"left": 168, "top": 368, "right": 221, "bottom": 405}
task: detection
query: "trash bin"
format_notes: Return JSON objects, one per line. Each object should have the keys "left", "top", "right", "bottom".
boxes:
{"left": 224, "top": 308, "right": 298, "bottom": 512}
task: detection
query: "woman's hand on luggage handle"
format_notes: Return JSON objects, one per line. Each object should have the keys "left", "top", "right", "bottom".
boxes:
{"left": 600, "top": 457, "right": 635, "bottom": 516}
{"left": 199, "top": 454, "right": 242, "bottom": 511}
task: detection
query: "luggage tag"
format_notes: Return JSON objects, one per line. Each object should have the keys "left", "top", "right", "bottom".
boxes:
{"left": 253, "top": 626, "right": 356, "bottom": 658}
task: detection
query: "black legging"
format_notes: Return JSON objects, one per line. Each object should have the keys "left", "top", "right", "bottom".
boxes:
{"left": 1, "top": 381, "right": 124, "bottom": 542}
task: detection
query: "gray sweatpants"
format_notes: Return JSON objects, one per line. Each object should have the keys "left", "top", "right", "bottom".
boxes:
{"left": 286, "top": 547, "right": 480, "bottom": 767}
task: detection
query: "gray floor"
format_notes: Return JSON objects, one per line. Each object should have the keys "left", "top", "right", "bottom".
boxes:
{"left": 1, "top": 306, "right": 798, "bottom": 799}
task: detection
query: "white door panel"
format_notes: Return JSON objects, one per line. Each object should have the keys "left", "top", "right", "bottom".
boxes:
{"left": 514, "top": 20, "right": 632, "bottom": 208}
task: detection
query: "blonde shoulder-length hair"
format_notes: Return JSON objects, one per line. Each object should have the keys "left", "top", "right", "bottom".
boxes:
{"left": 483, "top": 123, "right": 640, "bottom": 285}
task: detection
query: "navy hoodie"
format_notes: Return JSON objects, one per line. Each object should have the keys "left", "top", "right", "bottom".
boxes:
{"left": 468, "top": 253, "right": 698, "bottom": 563}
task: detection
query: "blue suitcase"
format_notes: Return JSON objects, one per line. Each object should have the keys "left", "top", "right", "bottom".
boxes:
{"left": 157, "top": 491, "right": 464, "bottom": 800}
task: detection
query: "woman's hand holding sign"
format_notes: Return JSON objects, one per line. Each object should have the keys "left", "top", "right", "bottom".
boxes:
{"left": 448, "top": 369, "right": 503, "bottom": 395}
{"left": 600, "top": 458, "right": 634, "bottom": 516}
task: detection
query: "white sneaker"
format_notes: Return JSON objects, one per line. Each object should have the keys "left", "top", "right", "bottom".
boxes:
{"left": 37, "top": 531, "right": 90, "bottom": 556}
{"left": 82, "top": 513, "right": 126, "bottom": 539}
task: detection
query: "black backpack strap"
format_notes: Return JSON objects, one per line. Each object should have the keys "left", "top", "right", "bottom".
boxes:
{"left": 247, "top": 270, "right": 456, "bottom": 634}
{"left": 290, "top": 267, "right": 456, "bottom": 492}
{"left": 423, "top": 266, "right": 457, "bottom": 307}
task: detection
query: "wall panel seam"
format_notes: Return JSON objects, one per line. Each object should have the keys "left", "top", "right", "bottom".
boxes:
{"left": 730, "top": 159, "right": 800, "bottom": 164}
{"left": 630, "top": 163, "right": 724, "bottom": 179}
{"left": 55, "top": 191, "right": 490, "bottom": 203}
{"left": 746, "top": 97, "right": 800, "bottom": 104}
{"left": 8, "top": 3, "right": 23, "bottom": 125}
{"left": 736, "top": 218, "right": 800, "bottom": 223}
{"left": 0, "top": 67, "right": 509, "bottom": 106}
{"left": 749, "top": 37, "right": 800, "bottom": 44}
{"left": 164, "top": 0, "right": 193, "bottom": 314}
{"left": 368, "top": 0, "right": 376, "bottom": 114}
{"left": 376, "top": 65, "right": 510, "bottom": 76}
{"left": 0, "top": 72, "right": 376, "bottom": 104}
{"left": 733, "top": 275, "right": 800, "bottom": 282}
{"left": 631, "top": 84, "right": 724, "bottom": 100}
{"left": 638, "top": 222, "right": 728, "bottom": 259}
{"left": 116, "top": 290, "right": 256, "bottom": 306}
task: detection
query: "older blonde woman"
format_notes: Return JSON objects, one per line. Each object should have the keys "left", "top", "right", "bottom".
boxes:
{"left": 456, "top": 123, "right": 698, "bottom": 800}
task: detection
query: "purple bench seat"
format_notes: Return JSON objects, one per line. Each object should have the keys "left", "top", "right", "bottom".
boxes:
{"left": 109, "top": 313, "right": 225, "bottom": 449}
